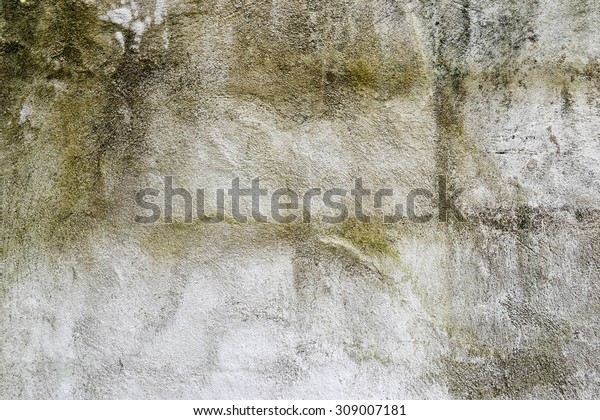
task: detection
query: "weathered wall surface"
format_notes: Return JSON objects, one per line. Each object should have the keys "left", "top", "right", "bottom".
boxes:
{"left": 1, "top": 0, "right": 600, "bottom": 399}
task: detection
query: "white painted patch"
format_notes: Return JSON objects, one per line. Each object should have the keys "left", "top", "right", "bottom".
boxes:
{"left": 154, "top": 0, "right": 167, "bottom": 25}
{"left": 131, "top": 20, "right": 147, "bottom": 45}
{"left": 162, "top": 27, "right": 169, "bottom": 49}
{"left": 19, "top": 104, "right": 31, "bottom": 125}
{"left": 106, "top": 7, "right": 133, "bottom": 28}
{"left": 115, "top": 31, "right": 125, "bottom": 50}
{"left": 104, "top": 1, "right": 167, "bottom": 49}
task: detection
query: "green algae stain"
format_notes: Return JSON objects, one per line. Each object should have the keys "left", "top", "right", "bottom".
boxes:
{"left": 226, "top": 3, "right": 426, "bottom": 120}
{"left": 444, "top": 338, "right": 577, "bottom": 399}
{"left": 1, "top": 0, "right": 167, "bottom": 256}
{"left": 434, "top": 59, "right": 469, "bottom": 139}
{"left": 43, "top": 88, "right": 112, "bottom": 248}
{"left": 329, "top": 218, "right": 398, "bottom": 259}
{"left": 2, "top": 1, "right": 112, "bottom": 250}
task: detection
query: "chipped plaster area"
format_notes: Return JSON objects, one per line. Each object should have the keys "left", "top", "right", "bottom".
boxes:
{"left": 102, "top": 0, "right": 168, "bottom": 48}
{"left": 2, "top": 0, "right": 600, "bottom": 399}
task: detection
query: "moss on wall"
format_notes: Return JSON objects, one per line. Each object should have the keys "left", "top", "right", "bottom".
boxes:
{"left": 226, "top": 1, "right": 427, "bottom": 120}
{"left": 444, "top": 337, "right": 576, "bottom": 399}
{"left": 1, "top": 0, "right": 169, "bottom": 258}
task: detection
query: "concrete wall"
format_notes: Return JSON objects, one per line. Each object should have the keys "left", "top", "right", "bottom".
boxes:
{"left": 2, "top": 0, "right": 600, "bottom": 398}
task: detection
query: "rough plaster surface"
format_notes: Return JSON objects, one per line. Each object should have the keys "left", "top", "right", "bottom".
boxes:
{"left": 1, "top": 0, "right": 600, "bottom": 399}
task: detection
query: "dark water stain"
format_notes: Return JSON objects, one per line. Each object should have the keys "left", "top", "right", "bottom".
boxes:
{"left": 444, "top": 339, "right": 578, "bottom": 399}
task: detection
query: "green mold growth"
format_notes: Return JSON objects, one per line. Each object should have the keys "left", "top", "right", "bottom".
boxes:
{"left": 140, "top": 215, "right": 305, "bottom": 263}
{"left": 144, "top": 212, "right": 399, "bottom": 261}
{"left": 226, "top": 2, "right": 426, "bottom": 120}
{"left": 515, "top": 204, "right": 534, "bottom": 232}
{"left": 444, "top": 338, "right": 577, "bottom": 399}
{"left": 140, "top": 219, "right": 205, "bottom": 262}
{"left": 2, "top": 0, "right": 115, "bottom": 84}
{"left": 333, "top": 46, "right": 425, "bottom": 98}
{"left": 140, "top": 216, "right": 401, "bottom": 278}
{"left": 480, "top": 65, "right": 516, "bottom": 93}
{"left": 434, "top": 58, "right": 468, "bottom": 139}
{"left": 432, "top": 57, "right": 469, "bottom": 194}
{"left": 509, "top": 184, "right": 540, "bottom": 260}
{"left": 328, "top": 218, "right": 398, "bottom": 259}
{"left": 139, "top": 216, "right": 248, "bottom": 264}
{"left": 579, "top": 61, "right": 600, "bottom": 91}
{"left": 139, "top": 206, "right": 398, "bottom": 251}
{"left": 2, "top": 1, "right": 115, "bottom": 252}
{"left": 275, "top": 219, "right": 316, "bottom": 242}
{"left": 1, "top": 0, "right": 167, "bottom": 255}
{"left": 560, "top": 85, "right": 574, "bottom": 114}
{"left": 44, "top": 90, "right": 111, "bottom": 246}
